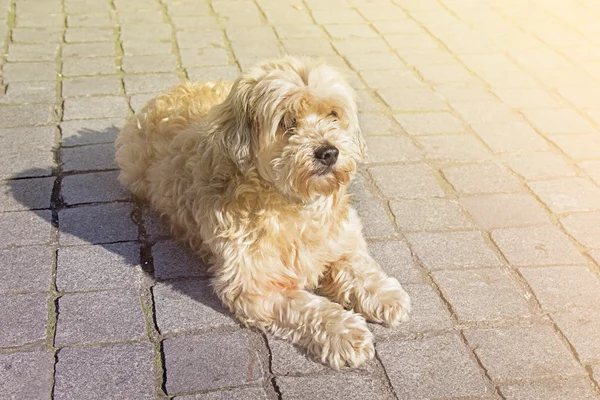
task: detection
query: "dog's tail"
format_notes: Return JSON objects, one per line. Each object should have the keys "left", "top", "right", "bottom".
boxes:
{"left": 115, "top": 80, "right": 233, "bottom": 199}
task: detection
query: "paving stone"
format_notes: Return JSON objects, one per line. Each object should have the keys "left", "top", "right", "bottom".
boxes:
{"left": 122, "top": 54, "right": 178, "bottom": 74}
{"left": 394, "top": 112, "right": 463, "bottom": 135}
{"left": 55, "top": 289, "right": 146, "bottom": 345}
{"left": 369, "top": 283, "right": 453, "bottom": 337}
{"left": 57, "top": 243, "right": 139, "bottom": 291}
{"left": 58, "top": 202, "right": 137, "bottom": 245}
{"left": 417, "top": 64, "right": 475, "bottom": 84}
{"left": 0, "top": 151, "right": 54, "bottom": 180}
{"left": 505, "top": 152, "right": 578, "bottom": 180}
{"left": 369, "top": 164, "right": 444, "bottom": 198}
{"left": 122, "top": 40, "right": 172, "bottom": 56}
{"left": 354, "top": 199, "right": 397, "bottom": 238}
{"left": 63, "top": 96, "right": 129, "bottom": 120}
{"left": 62, "top": 57, "right": 117, "bottom": 77}
{"left": 561, "top": 212, "right": 600, "bottom": 248}
{"left": 324, "top": 24, "right": 378, "bottom": 39}
{"left": 358, "top": 113, "right": 403, "bottom": 135}
{"left": 267, "top": 335, "right": 325, "bottom": 376}
{"left": 580, "top": 160, "right": 600, "bottom": 186}
{"left": 529, "top": 178, "right": 600, "bottom": 213}
{"left": 152, "top": 240, "right": 208, "bottom": 279}
{"left": 175, "top": 387, "right": 269, "bottom": 400}
{"left": 62, "top": 42, "right": 116, "bottom": 58}
{"left": 176, "top": 29, "right": 225, "bottom": 49}
{"left": 520, "top": 266, "right": 600, "bottom": 311}
{"left": 153, "top": 279, "right": 237, "bottom": 335}
{"left": 276, "top": 373, "right": 386, "bottom": 400}
{"left": 142, "top": 206, "right": 171, "bottom": 241}
{"left": 406, "top": 231, "right": 501, "bottom": 269}
{"left": 465, "top": 325, "right": 584, "bottom": 382}
{"left": 12, "top": 27, "right": 63, "bottom": 43}
{"left": 391, "top": 199, "right": 473, "bottom": 231}
{"left": 0, "top": 352, "right": 54, "bottom": 399}
{"left": 62, "top": 76, "right": 122, "bottom": 97}
{"left": 187, "top": 66, "right": 239, "bottom": 82}
{"left": 367, "top": 240, "right": 424, "bottom": 283}
{"left": 451, "top": 100, "right": 519, "bottom": 124}
{"left": 62, "top": 171, "right": 127, "bottom": 204}
{"left": 433, "top": 268, "right": 530, "bottom": 321}
{"left": 54, "top": 343, "right": 154, "bottom": 400}
{"left": 0, "top": 176, "right": 53, "bottom": 211}
{"left": 67, "top": 12, "right": 116, "bottom": 28}
{"left": 61, "top": 143, "right": 117, "bottom": 172}
{"left": 377, "top": 334, "right": 489, "bottom": 399}
{"left": 549, "top": 133, "right": 600, "bottom": 160}
{"left": 0, "top": 210, "right": 52, "bottom": 248}
{"left": 460, "top": 193, "right": 550, "bottom": 229}
{"left": 0, "top": 293, "right": 47, "bottom": 347}
{"left": 355, "top": 90, "right": 386, "bottom": 111}
{"left": 378, "top": 87, "right": 448, "bottom": 111}
{"left": 492, "top": 226, "right": 586, "bottom": 266}
{"left": 523, "top": 108, "right": 596, "bottom": 134}
{"left": 501, "top": 378, "right": 600, "bottom": 400}
{"left": 359, "top": 69, "right": 423, "bottom": 89}
{"left": 312, "top": 8, "right": 364, "bottom": 24}
{"left": 345, "top": 53, "right": 404, "bottom": 71}
{"left": 61, "top": 118, "right": 122, "bottom": 146}
{"left": 471, "top": 121, "right": 549, "bottom": 153}
{"left": 163, "top": 331, "right": 264, "bottom": 394}
{"left": 0, "top": 81, "right": 56, "bottom": 104}
{"left": 0, "top": 246, "right": 52, "bottom": 293}
{"left": 415, "top": 134, "right": 491, "bottom": 161}
{"left": 445, "top": 164, "right": 521, "bottom": 195}
{"left": 65, "top": 27, "right": 114, "bottom": 43}
{"left": 0, "top": 103, "right": 55, "bottom": 128}
{"left": 123, "top": 73, "right": 181, "bottom": 94}
{"left": 7, "top": 43, "right": 59, "bottom": 62}
{"left": 363, "top": 135, "right": 422, "bottom": 164}
{"left": 333, "top": 38, "right": 390, "bottom": 55}
{"left": 552, "top": 309, "right": 600, "bottom": 363}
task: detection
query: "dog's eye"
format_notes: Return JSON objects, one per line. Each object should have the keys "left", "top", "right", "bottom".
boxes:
{"left": 328, "top": 110, "right": 339, "bottom": 120}
{"left": 280, "top": 117, "right": 297, "bottom": 135}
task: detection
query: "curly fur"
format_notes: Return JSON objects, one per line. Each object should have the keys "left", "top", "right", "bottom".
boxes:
{"left": 115, "top": 56, "right": 411, "bottom": 369}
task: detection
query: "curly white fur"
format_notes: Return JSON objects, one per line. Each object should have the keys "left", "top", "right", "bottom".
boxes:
{"left": 115, "top": 56, "right": 411, "bottom": 369}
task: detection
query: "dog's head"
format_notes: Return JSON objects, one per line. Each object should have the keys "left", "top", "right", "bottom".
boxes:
{"left": 217, "top": 56, "right": 366, "bottom": 203}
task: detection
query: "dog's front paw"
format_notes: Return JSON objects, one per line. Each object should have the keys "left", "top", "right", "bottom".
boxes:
{"left": 317, "top": 311, "right": 374, "bottom": 369}
{"left": 358, "top": 277, "right": 411, "bottom": 327}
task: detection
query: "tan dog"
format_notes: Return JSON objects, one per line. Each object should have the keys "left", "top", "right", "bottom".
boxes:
{"left": 115, "top": 56, "right": 411, "bottom": 369}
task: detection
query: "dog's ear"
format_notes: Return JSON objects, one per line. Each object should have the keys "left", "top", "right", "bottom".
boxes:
{"left": 215, "top": 78, "right": 257, "bottom": 172}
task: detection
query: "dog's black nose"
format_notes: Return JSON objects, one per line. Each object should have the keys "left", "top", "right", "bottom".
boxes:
{"left": 314, "top": 145, "right": 339, "bottom": 166}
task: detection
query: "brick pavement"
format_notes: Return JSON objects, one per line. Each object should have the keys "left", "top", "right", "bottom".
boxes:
{"left": 1, "top": 0, "right": 600, "bottom": 398}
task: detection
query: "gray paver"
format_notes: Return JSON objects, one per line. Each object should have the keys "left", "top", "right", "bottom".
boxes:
{"left": 501, "top": 378, "right": 599, "bottom": 400}
{"left": 492, "top": 226, "right": 586, "bottom": 266}
{"left": 0, "top": 352, "right": 54, "bottom": 399}
{"left": 354, "top": 199, "right": 397, "bottom": 238}
{"left": 520, "top": 266, "right": 600, "bottom": 311}
{"left": 416, "top": 134, "right": 492, "bottom": 161}
{"left": 175, "top": 387, "right": 269, "bottom": 400}
{"left": 56, "top": 243, "right": 139, "bottom": 291}
{"left": 60, "top": 118, "right": 122, "bottom": 146}
{"left": 0, "top": 176, "right": 54, "bottom": 211}
{"left": 152, "top": 240, "right": 208, "bottom": 279}
{"left": 63, "top": 96, "right": 129, "bottom": 120}
{"left": 61, "top": 171, "right": 127, "bottom": 204}
{"left": 442, "top": 163, "right": 523, "bottom": 194}
{"left": 406, "top": 230, "right": 501, "bottom": 269}
{"left": 369, "top": 164, "right": 443, "bottom": 198}
{"left": 552, "top": 309, "right": 600, "bottom": 363}
{"left": 0, "top": 246, "right": 52, "bottom": 293}
{"left": 390, "top": 199, "right": 473, "bottom": 231}
{"left": 528, "top": 178, "right": 600, "bottom": 213}
{"left": 62, "top": 76, "right": 122, "bottom": 97}
{"left": 0, "top": 210, "right": 52, "bottom": 248}
{"left": 363, "top": 135, "right": 422, "bottom": 163}
{"left": 276, "top": 374, "right": 386, "bottom": 400}
{"left": 153, "top": 279, "right": 237, "bottom": 335}
{"left": 123, "top": 73, "right": 181, "bottom": 95}
{"left": 460, "top": 193, "right": 550, "bottom": 229}
{"left": 58, "top": 203, "right": 137, "bottom": 245}
{"left": 267, "top": 335, "right": 325, "bottom": 376}
{"left": 465, "top": 325, "right": 585, "bottom": 382}
{"left": 54, "top": 343, "right": 154, "bottom": 400}
{"left": 561, "top": 212, "right": 600, "bottom": 249}
{"left": 433, "top": 268, "right": 530, "bottom": 321}
{"left": 367, "top": 240, "right": 424, "bottom": 283}
{"left": 394, "top": 112, "right": 464, "bottom": 135}
{"left": 0, "top": 293, "right": 47, "bottom": 347}
{"left": 61, "top": 143, "right": 117, "bottom": 172}
{"left": 55, "top": 289, "right": 146, "bottom": 345}
{"left": 163, "top": 331, "right": 264, "bottom": 394}
{"left": 377, "top": 334, "right": 489, "bottom": 399}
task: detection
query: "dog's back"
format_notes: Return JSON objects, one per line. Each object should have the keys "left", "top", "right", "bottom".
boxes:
{"left": 115, "top": 80, "right": 232, "bottom": 199}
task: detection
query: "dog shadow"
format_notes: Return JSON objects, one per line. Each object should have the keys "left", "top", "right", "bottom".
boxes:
{"left": 8, "top": 122, "right": 235, "bottom": 333}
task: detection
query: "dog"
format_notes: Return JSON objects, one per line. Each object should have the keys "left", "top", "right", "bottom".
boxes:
{"left": 115, "top": 56, "right": 411, "bottom": 369}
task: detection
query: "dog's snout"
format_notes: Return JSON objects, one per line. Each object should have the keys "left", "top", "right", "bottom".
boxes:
{"left": 314, "top": 145, "right": 339, "bottom": 166}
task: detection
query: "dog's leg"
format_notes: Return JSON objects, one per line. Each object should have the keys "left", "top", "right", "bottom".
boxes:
{"left": 224, "top": 287, "right": 374, "bottom": 369}
{"left": 318, "top": 214, "right": 411, "bottom": 327}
